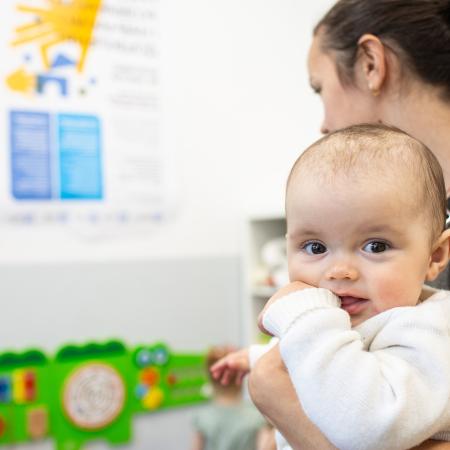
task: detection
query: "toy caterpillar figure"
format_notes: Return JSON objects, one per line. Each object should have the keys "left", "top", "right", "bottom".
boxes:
{"left": 0, "top": 340, "right": 209, "bottom": 450}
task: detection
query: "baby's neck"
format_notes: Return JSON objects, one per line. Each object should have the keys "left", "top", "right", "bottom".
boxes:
{"left": 214, "top": 392, "right": 242, "bottom": 406}
{"left": 419, "top": 285, "right": 438, "bottom": 303}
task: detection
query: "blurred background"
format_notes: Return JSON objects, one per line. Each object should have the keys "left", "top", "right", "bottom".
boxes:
{"left": 0, "top": 0, "right": 334, "bottom": 448}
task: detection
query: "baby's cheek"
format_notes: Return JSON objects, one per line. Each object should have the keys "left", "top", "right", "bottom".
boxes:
{"left": 289, "top": 264, "right": 318, "bottom": 286}
{"left": 373, "top": 278, "right": 416, "bottom": 312}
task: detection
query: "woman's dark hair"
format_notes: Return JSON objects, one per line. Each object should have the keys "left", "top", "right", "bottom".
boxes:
{"left": 315, "top": 0, "right": 450, "bottom": 99}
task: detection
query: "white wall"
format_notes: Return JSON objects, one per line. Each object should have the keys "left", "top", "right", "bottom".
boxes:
{"left": 234, "top": 0, "right": 332, "bottom": 217}
{"left": 0, "top": 1, "right": 335, "bottom": 449}
{"left": 0, "top": 0, "right": 334, "bottom": 263}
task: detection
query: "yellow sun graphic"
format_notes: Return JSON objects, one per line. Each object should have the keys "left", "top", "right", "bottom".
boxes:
{"left": 11, "top": 0, "right": 102, "bottom": 73}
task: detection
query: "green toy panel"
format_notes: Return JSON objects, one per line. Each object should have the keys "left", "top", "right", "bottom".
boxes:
{"left": 0, "top": 350, "right": 51, "bottom": 445}
{"left": 131, "top": 344, "right": 208, "bottom": 413}
{"left": 0, "top": 340, "right": 209, "bottom": 450}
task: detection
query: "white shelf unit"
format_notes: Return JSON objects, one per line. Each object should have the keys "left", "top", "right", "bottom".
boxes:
{"left": 242, "top": 215, "right": 286, "bottom": 345}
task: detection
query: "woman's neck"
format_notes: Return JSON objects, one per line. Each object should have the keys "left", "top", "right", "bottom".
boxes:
{"left": 383, "top": 85, "right": 450, "bottom": 190}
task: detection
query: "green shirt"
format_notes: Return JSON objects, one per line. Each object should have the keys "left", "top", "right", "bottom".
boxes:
{"left": 192, "top": 401, "right": 266, "bottom": 450}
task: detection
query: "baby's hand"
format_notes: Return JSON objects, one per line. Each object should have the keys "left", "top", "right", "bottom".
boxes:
{"left": 258, "top": 281, "right": 314, "bottom": 334}
{"left": 210, "top": 348, "right": 250, "bottom": 386}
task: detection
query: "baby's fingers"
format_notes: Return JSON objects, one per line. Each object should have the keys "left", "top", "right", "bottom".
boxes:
{"left": 221, "top": 367, "right": 237, "bottom": 386}
{"left": 210, "top": 368, "right": 224, "bottom": 381}
{"left": 210, "top": 358, "right": 229, "bottom": 376}
{"left": 236, "top": 370, "right": 247, "bottom": 386}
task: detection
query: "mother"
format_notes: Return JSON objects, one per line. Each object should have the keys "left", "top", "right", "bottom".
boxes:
{"left": 249, "top": 0, "right": 450, "bottom": 448}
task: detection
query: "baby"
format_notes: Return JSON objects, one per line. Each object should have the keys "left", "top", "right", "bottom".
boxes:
{"left": 191, "top": 346, "right": 272, "bottom": 450}
{"left": 212, "top": 124, "right": 450, "bottom": 450}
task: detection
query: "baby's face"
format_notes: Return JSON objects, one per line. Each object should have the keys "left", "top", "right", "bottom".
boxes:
{"left": 286, "top": 173, "right": 434, "bottom": 327}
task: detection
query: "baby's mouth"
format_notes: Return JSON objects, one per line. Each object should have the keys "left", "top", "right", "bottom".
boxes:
{"left": 339, "top": 296, "right": 369, "bottom": 315}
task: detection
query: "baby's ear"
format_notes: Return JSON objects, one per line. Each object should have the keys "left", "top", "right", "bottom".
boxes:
{"left": 426, "top": 229, "right": 450, "bottom": 281}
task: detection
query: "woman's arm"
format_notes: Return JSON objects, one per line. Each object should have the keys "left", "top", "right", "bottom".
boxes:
{"left": 248, "top": 345, "right": 337, "bottom": 450}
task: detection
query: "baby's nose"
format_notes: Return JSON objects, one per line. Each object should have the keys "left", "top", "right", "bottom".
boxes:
{"left": 325, "top": 262, "right": 359, "bottom": 281}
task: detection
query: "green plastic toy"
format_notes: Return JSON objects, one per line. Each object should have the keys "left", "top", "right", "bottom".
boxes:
{"left": 0, "top": 340, "right": 209, "bottom": 449}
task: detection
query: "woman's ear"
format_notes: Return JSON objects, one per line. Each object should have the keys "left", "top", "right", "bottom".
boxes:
{"left": 426, "top": 229, "right": 450, "bottom": 281}
{"left": 356, "top": 34, "right": 387, "bottom": 95}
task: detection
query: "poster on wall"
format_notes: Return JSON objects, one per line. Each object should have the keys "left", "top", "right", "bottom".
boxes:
{"left": 0, "top": 0, "right": 173, "bottom": 233}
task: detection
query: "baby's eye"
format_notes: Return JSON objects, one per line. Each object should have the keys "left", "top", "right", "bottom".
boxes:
{"left": 303, "top": 241, "right": 327, "bottom": 255}
{"left": 363, "top": 241, "right": 390, "bottom": 253}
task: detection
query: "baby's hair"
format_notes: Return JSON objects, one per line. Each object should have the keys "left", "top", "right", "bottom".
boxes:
{"left": 287, "top": 124, "right": 447, "bottom": 243}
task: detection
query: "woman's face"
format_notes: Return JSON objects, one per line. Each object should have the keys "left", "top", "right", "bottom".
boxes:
{"left": 308, "top": 34, "right": 381, "bottom": 134}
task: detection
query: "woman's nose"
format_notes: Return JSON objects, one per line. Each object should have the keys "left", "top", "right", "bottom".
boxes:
{"left": 325, "top": 262, "right": 359, "bottom": 281}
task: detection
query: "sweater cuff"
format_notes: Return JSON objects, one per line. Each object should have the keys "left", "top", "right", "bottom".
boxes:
{"left": 262, "top": 288, "right": 340, "bottom": 337}
{"left": 248, "top": 337, "right": 279, "bottom": 368}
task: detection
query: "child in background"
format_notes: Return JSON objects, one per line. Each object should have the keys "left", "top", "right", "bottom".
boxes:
{"left": 191, "top": 346, "right": 275, "bottom": 450}
{"left": 212, "top": 124, "right": 450, "bottom": 450}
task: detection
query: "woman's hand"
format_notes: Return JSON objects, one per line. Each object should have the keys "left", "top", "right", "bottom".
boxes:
{"left": 258, "top": 281, "right": 315, "bottom": 334}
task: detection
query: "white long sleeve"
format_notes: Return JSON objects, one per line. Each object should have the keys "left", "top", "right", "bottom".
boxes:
{"left": 263, "top": 288, "right": 450, "bottom": 450}
{"left": 248, "top": 337, "right": 278, "bottom": 368}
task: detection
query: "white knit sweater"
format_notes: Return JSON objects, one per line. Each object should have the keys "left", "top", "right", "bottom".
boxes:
{"left": 259, "top": 288, "right": 450, "bottom": 450}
